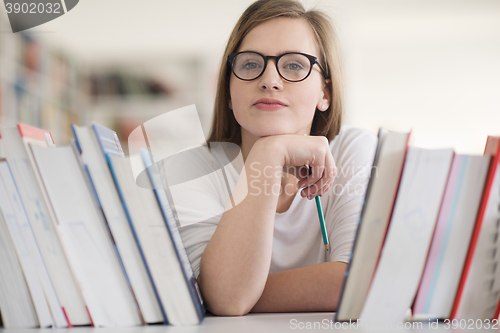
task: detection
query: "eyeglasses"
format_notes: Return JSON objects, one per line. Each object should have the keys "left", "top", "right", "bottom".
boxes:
{"left": 227, "top": 51, "right": 326, "bottom": 82}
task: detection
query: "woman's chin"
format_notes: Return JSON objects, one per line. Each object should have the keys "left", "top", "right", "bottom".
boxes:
{"left": 258, "top": 131, "right": 292, "bottom": 138}
{"left": 258, "top": 129, "right": 307, "bottom": 138}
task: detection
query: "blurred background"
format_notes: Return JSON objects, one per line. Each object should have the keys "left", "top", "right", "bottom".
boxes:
{"left": 0, "top": 0, "right": 499, "bottom": 154}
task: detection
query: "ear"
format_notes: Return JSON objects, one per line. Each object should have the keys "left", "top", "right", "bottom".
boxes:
{"left": 317, "top": 79, "right": 331, "bottom": 112}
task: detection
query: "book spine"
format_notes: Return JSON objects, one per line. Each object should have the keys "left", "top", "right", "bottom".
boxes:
{"left": 450, "top": 141, "right": 500, "bottom": 319}
{"left": 153, "top": 185, "right": 205, "bottom": 321}
{"left": 106, "top": 155, "right": 168, "bottom": 325}
{"left": 334, "top": 129, "right": 384, "bottom": 322}
{"left": 367, "top": 132, "right": 412, "bottom": 304}
{"left": 142, "top": 150, "right": 205, "bottom": 321}
{"left": 0, "top": 161, "right": 70, "bottom": 328}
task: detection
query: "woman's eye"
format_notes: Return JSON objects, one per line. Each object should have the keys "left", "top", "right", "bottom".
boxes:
{"left": 284, "top": 62, "right": 304, "bottom": 71}
{"left": 242, "top": 62, "right": 260, "bottom": 70}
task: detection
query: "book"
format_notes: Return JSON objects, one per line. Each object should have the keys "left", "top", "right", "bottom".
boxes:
{"left": 30, "top": 145, "right": 142, "bottom": 327}
{"left": 359, "top": 147, "right": 454, "bottom": 323}
{"left": 413, "top": 154, "right": 490, "bottom": 319}
{"left": 142, "top": 149, "right": 205, "bottom": 325}
{"left": 451, "top": 136, "right": 500, "bottom": 320}
{"left": 0, "top": 160, "right": 53, "bottom": 328}
{"left": 1, "top": 124, "right": 90, "bottom": 326}
{"left": 109, "top": 154, "right": 206, "bottom": 325}
{"left": 107, "top": 155, "right": 168, "bottom": 323}
{"left": 0, "top": 160, "right": 69, "bottom": 328}
{"left": 0, "top": 190, "right": 39, "bottom": 329}
{"left": 71, "top": 123, "right": 164, "bottom": 324}
{"left": 336, "top": 129, "right": 412, "bottom": 321}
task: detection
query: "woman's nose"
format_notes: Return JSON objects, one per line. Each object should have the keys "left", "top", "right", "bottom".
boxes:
{"left": 258, "top": 60, "right": 283, "bottom": 91}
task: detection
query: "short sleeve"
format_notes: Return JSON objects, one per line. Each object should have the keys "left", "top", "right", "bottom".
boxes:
{"left": 161, "top": 147, "right": 235, "bottom": 279}
{"left": 177, "top": 210, "right": 221, "bottom": 280}
{"left": 324, "top": 126, "right": 378, "bottom": 263}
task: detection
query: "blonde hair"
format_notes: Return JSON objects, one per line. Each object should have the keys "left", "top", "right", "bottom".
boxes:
{"left": 207, "top": 0, "right": 343, "bottom": 145}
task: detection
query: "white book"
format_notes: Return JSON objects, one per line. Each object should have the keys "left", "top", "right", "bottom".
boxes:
{"left": 109, "top": 154, "right": 205, "bottom": 325}
{"left": 1, "top": 125, "right": 89, "bottom": 326}
{"left": 30, "top": 145, "right": 142, "bottom": 327}
{"left": 0, "top": 161, "right": 52, "bottom": 327}
{"left": 452, "top": 137, "right": 500, "bottom": 319}
{"left": 72, "top": 124, "right": 162, "bottom": 324}
{"left": 0, "top": 161, "right": 68, "bottom": 328}
{"left": 0, "top": 203, "right": 39, "bottom": 328}
{"left": 336, "top": 129, "right": 411, "bottom": 321}
{"left": 413, "top": 155, "right": 490, "bottom": 319}
{"left": 141, "top": 151, "right": 205, "bottom": 325}
{"left": 359, "top": 147, "right": 454, "bottom": 323}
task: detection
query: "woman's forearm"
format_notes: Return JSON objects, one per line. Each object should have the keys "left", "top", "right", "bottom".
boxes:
{"left": 199, "top": 139, "right": 284, "bottom": 316}
{"left": 250, "top": 262, "right": 347, "bottom": 313}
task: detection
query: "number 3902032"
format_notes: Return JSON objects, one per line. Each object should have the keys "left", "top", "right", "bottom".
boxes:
{"left": 443, "top": 319, "right": 499, "bottom": 330}
{"left": 5, "top": 3, "right": 62, "bottom": 14}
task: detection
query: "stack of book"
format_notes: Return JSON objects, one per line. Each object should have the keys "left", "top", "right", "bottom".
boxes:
{"left": 1, "top": 122, "right": 500, "bottom": 328}
{"left": 336, "top": 129, "right": 500, "bottom": 324}
{"left": 0, "top": 123, "right": 204, "bottom": 328}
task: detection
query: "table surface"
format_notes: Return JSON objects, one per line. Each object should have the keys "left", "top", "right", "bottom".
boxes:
{"left": 0, "top": 312, "right": 495, "bottom": 332}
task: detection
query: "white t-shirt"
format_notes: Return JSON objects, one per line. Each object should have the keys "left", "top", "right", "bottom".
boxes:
{"left": 163, "top": 125, "right": 377, "bottom": 279}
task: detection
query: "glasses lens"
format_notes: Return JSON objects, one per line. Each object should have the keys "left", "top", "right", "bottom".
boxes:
{"left": 232, "top": 52, "right": 265, "bottom": 80}
{"left": 278, "top": 53, "right": 311, "bottom": 81}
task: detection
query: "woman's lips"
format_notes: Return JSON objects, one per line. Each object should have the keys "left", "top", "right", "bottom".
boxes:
{"left": 254, "top": 103, "right": 285, "bottom": 111}
{"left": 253, "top": 98, "right": 287, "bottom": 111}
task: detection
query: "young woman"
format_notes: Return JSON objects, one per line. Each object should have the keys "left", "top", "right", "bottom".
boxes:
{"left": 173, "top": 0, "right": 377, "bottom": 316}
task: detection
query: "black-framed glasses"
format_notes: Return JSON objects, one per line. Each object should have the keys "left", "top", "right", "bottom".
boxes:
{"left": 227, "top": 51, "right": 327, "bottom": 82}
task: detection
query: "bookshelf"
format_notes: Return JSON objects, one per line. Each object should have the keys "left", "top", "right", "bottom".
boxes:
{"left": 0, "top": 13, "right": 86, "bottom": 145}
{"left": 0, "top": 15, "right": 200, "bottom": 151}
{"left": 0, "top": 31, "right": 177, "bottom": 149}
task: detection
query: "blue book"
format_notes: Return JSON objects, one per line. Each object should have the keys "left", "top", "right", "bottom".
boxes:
{"left": 92, "top": 123, "right": 125, "bottom": 159}
{"left": 141, "top": 149, "right": 205, "bottom": 325}
{"left": 71, "top": 123, "right": 165, "bottom": 325}
{"left": 107, "top": 154, "right": 169, "bottom": 325}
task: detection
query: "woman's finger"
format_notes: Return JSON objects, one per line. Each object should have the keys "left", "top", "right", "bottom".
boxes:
{"left": 300, "top": 152, "right": 337, "bottom": 198}
{"left": 300, "top": 168, "right": 335, "bottom": 199}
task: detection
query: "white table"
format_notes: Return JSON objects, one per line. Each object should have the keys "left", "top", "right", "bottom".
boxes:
{"left": 0, "top": 312, "right": 492, "bottom": 332}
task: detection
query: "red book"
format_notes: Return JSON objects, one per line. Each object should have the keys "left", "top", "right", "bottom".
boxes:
{"left": 335, "top": 129, "right": 413, "bottom": 322}
{"left": 450, "top": 136, "right": 500, "bottom": 320}
{"left": 17, "top": 123, "right": 54, "bottom": 145}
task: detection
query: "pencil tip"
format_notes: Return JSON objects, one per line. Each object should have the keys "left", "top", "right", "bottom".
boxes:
{"left": 325, "top": 244, "right": 329, "bottom": 251}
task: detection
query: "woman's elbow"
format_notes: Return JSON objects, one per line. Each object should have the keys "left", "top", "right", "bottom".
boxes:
{"left": 198, "top": 273, "right": 261, "bottom": 316}
{"left": 207, "top": 300, "right": 253, "bottom": 316}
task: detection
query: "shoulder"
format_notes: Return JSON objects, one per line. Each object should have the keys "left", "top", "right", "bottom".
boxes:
{"left": 329, "top": 125, "right": 378, "bottom": 167}
{"left": 162, "top": 142, "right": 241, "bottom": 185}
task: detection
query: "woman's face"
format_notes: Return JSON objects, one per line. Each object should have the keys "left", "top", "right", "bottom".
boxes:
{"left": 229, "top": 17, "right": 330, "bottom": 144}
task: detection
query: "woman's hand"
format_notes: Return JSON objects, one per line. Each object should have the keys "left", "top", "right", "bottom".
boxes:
{"left": 257, "top": 134, "right": 337, "bottom": 199}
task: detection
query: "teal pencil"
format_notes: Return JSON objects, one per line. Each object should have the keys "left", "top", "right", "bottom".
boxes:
{"left": 308, "top": 166, "right": 329, "bottom": 251}
{"left": 315, "top": 196, "right": 329, "bottom": 251}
